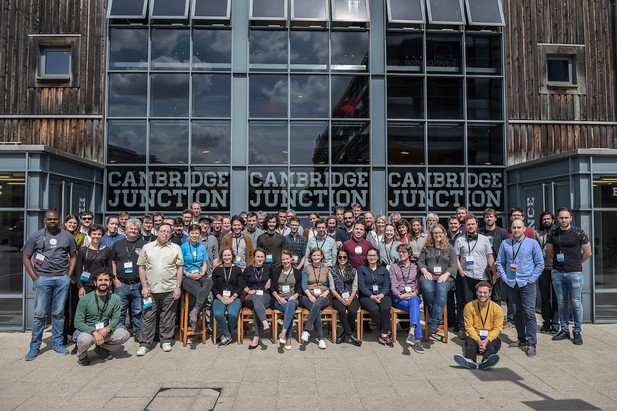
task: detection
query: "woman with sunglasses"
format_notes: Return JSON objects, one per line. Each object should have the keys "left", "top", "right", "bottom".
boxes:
{"left": 418, "top": 223, "right": 457, "bottom": 336}
{"left": 329, "top": 249, "right": 362, "bottom": 346}
{"left": 358, "top": 247, "right": 393, "bottom": 348}
{"left": 300, "top": 247, "right": 331, "bottom": 349}
{"left": 270, "top": 250, "right": 302, "bottom": 350}
{"left": 242, "top": 248, "right": 272, "bottom": 349}
{"left": 378, "top": 224, "right": 402, "bottom": 269}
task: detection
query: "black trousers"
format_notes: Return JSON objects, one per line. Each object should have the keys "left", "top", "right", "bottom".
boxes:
{"left": 464, "top": 336, "right": 501, "bottom": 362}
{"left": 332, "top": 297, "right": 360, "bottom": 336}
{"left": 359, "top": 295, "right": 392, "bottom": 334}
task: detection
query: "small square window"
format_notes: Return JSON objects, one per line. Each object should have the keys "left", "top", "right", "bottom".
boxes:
{"left": 39, "top": 47, "right": 71, "bottom": 79}
{"left": 547, "top": 56, "right": 575, "bottom": 84}
{"left": 538, "top": 44, "right": 585, "bottom": 95}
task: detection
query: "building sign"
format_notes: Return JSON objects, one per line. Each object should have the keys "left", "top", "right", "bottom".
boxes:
{"left": 106, "top": 168, "right": 230, "bottom": 212}
{"left": 248, "top": 168, "right": 370, "bottom": 213}
{"left": 388, "top": 169, "right": 503, "bottom": 212}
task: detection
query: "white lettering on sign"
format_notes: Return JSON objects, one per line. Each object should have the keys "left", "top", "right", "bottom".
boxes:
{"left": 613, "top": 187, "right": 617, "bottom": 197}
{"left": 526, "top": 197, "right": 535, "bottom": 229}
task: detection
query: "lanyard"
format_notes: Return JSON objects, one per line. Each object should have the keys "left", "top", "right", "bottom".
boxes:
{"left": 311, "top": 264, "right": 325, "bottom": 286}
{"left": 512, "top": 237, "right": 525, "bottom": 261}
{"left": 223, "top": 266, "right": 232, "bottom": 287}
{"left": 233, "top": 236, "right": 243, "bottom": 257}
{"left": 95, "top": 293, "right": 110, "bottom": 321}
{"left": 85, "top": 244, "right": 101, "bottom": 271}
{"left": 369, "top": 266, "right": 379, "bottom": 285}
{"left": 281, "top": 267, "right": 292, "bottom": 285}
{"left": 477, "top": 301, "right": 491, "bottom": 329}
{"left": 466, "top": 237, "right": 478, "bottom": 254}
{"left": 188, "top": 242, "right": 199, "bottom": 263}
{"left": 316, "top": 237, "right": 326, "bottom": 250}
{"left": 399, "top": 263, "right": 412, "bottom": 284}
{"left": 384, "top": 242, "right": 394, "bottom": 261}
{"left": 125, "top": 240, "right": 137, "bottom": 259}
{"left": 254, "top": 266, "right": 264, "bottom": 286}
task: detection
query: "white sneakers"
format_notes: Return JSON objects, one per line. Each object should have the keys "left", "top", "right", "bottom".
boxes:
{"left": 301, "top": 331, "right": 310, "bottom": 342}
{"left": 136, "top": 346, "right": 149, "bottom": 356}
{"left": 162, "top": 343, "right": 172, "bottom": 352}
{"left": 318, "top": 339, "right": 327, "bottom": 349}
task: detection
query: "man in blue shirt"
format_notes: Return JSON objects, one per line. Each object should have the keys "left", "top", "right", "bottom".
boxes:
{"left": 496, "top": 219, "right": 544, "bottom": 357}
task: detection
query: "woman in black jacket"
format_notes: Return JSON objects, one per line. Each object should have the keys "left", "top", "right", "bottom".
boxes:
{"left": 270, "top": 250, "right": 302, "bottom": 350}
{"left": 329, "top": 249, "right": 362, "bottom": 346}
{"left": 212, "top": 247, "right": 245, "bottom": 347}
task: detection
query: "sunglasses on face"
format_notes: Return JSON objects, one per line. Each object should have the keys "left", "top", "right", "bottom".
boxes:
{"left": 338, "top": 256, "right": 348, "bottom": 260}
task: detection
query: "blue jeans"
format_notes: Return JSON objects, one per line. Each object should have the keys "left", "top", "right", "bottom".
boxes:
{"left": 508, "top": 282, "right": 537, "bottom": 345}
{"left": 273, "top": 298, "right": 299, "bottom": 340}
{"left": 420, "top": 279, "right": 454, "bottom": 329}
{"left": 114, "top": 282, "right": 142, "bottom": 336}
{"left": 393, "top": 295, "right": 423, "bottom": 339}
{"left": 552, "top": 271, "right": 583, "bottom": 333}
{"left": 31, "top": 275, "right": 71, "bottom": 350}
{"left": 213, "top": 298, "right": 241, "bottom": 337}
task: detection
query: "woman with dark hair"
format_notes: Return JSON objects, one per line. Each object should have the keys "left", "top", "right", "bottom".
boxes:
{"left": 300, "top": 247, "right": 331, "bottom": 349}
{"left": 358, "top": 247, "right": 393, "bottom": 348}
{"left": 329, "top": 249, "right": 362, "bottom": 346}
{"left": 63, "top": 214, "right": 86, "bottom": 247}
{"left": 396, "top": 219, "right": 411, "bottom": 245}
{"left": 212, "top": 247, "right": 245, "bottom": 347}
{"left": 76, "top": 224, "right": 112, "bottom": 297}
{"left": 409, "top": 218, "right": 428, "bottom": 262}
{"left": 418, "top": 223, "right": 457, "bottom": 336}
{"left": 242, "top": 248, "right": 272, "bottom": 349}
{"left": 271, "top": 250, "right": 302, "bottom": 350}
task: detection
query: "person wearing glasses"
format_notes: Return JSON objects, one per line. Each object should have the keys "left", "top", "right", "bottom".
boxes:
{"left": 79, "top": 211, "right": 93, "bottom": 247}
{"left": 329, "top": 249, "right": 362, "bottom": 346}
{"left": 418, "top": 224, "right": 457, "bottom": 337}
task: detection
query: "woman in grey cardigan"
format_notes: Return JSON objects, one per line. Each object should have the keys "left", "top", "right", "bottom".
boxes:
{"left": 418, "top": 224, "right": 457, "bottom": 336}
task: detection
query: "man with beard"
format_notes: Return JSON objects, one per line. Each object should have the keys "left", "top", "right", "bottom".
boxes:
{"left": 326, "top": 216, "right": 338, "bottom": 240}
{"left": 285, "top": 217, "right": 307, "bottom": 269}
{"left": 199, "top": 216, "right": 219, "bottom": 271}
{"left": 79, "top": 210, "right": 93, "bottom": 247}
{"left": 276, "top": 209, "right": 290, "bottom": 236}
{"left": 363, "top": 211, "right": 375, "bottom": 234}
{"left": 243, "top": 212, "right": 265, "bottom": 248}
{"left": 342, "top": 222, "right": 373, "bottom": 269}
{"left": 182, "top": 209, "right": 193, "bottom": 234}
{"left": 305, "top": 219, "right": 337, "bottom": 267}
{"left": 170, "top": 217, "right": 188, "bottom": 245}
{"left": 140, "top": 214, "right": 156, "bottom": 242}
{"left": 74, "top": 272, "right": 130, "bottom": 365}
{"left": 535, "top": 211, "right": 559, "bottom": 334}
{"left": 210, "top": 215, "right": 224, "bottom": 246}
{"left": 335, "top": 210, "right": 356, "bottom": 248}
{"left": 257, "top": 214, "right": 287, "bottom": 267}
{"left": 153, "top": 212, "right": 164, "bottom": 235}
{"left": 479, "top": 208, "right": 509, "bottom": 307}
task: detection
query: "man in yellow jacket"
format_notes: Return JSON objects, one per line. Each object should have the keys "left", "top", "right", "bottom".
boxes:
{"left": 454, "top": 281, "right": 503, "bottom": 370}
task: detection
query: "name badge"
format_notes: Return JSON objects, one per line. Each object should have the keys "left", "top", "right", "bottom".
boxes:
{"left": 80, "top": 271, "right": 91, "bottom": 282}
{"left": 314, "top": 288, "right": 322, "bottom": 296}
{"left": 95, "top": 322, "right": 105, "bottom": 330}
{"left": 34, "top": 253, "right": 46, "bottom": 264}
{"left": 341, "top": 292, "right": 350, "bottom": 299}
{"left": 281, "top": 285, "right": 291, "bottom": 293}
{"left": 509, "top": 263, "right": 517, "bottom": 278}
{"left": 292, "top": 255, "right": 299, "bottom": 264}
{"left": 354, "top": 246, "right": 362, "bottom": 255}
{"left": 256, "top": 290, "right": 264, "bottom": 296}
{"left": 404, "top": 286, "right": 412, "bottom": 293}
{"left": 556, "top": 253, "right": 565, "bottom": 263}
{"left": 434, "top": 266, "right": 442, "bottom": 275}
{"left": 372, "top": 284, "right": 379, "bottom": 293}
{"left": 143, "top": 297, "right": 152, "bottom": 309}
{"left": 386, "top": 264, "right": 391, "bottom": 271}
{"left": 123, "top": 262, "right": 133, "bottom": 274}
{"left": 479, "top": 329, "right": 489, "bottom": 340}
{"left": 193, "top": 251, "right": 198, "bottom": 257}
{"left": 465, "top": 256, "right": 474, "bottom": 266}
{"left": 266, "top": 254, "right": 273, "bottom": 263}
{"left": 235, "top": 259, "right": 241, "bottom": 265}
{"left": 223, "top": 290, "right": 231, "bottom": 297}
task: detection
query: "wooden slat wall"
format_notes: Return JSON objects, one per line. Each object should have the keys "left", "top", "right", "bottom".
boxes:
{"left": 505, "top": 0, "right": 617, "bottom": 165}
{"left": 0, "top": 0, "right": 105, "bottom": 162}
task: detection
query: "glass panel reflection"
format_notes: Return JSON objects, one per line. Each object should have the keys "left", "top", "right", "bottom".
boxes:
{"left": 427, "top": 78, "right": 462, "bottom": 119}
{"left": 108, "top": 73, "right": 147, "bottom": 117}
{"left": 192, "top": 121, "right": 231, "bottom": 164}
{"left": 151, "top": 29, "right": 190, "bottom": 70}
{"left": 386, "top": 33, "right": 423, "bottom": 72}
{"left": 427, "top": 35, "right": 461, "bottom": 73}
{"left": 387, "top": 0, "right": 425, "bottom": 23}
{"left": 0, "top": 174, "right": 24, "bottom": 208}
{"left": 467, "top": 123, "right": 504, "bottom": 165}
{"left": 292, "top": 0, "right": 327, "bottom": 20}
{"left": 150, "top": 120, "right": 189, "bottom": 164}
{"left": 290, "top": 31, "right": 329, "bottom": 71}
{"left": 290, "top": 122, "right": 329, "bottom": 164}
{"left": 331, "top": 75, "right": 369, "bottom": 118}
{"left": 249, "top": 122, "right": 288, "bottom": 164}
{"left": 109, "top": 29, "right": 148, "bottom": 70}
{"left": 331, "top": 121, "right": 369, "bottom": 164}
{"left": 387, "top": 77, "right": 424, "bottom": 119}
{"left": 148, "top": 166, "right": 188, "bottom": 212}
{"left": 108, "top": 0, "right": 147, "bottom": 18}
{"left": 427, "top": 123, "right": 464, "bottom": 165}
{"left": 249, "top": 75, "right": 288, "bottom": 118}
{"left": 193, "top": 74, "right": 231, "bottom": 117}
{"left": 593, "top": 292, "right": 617, "bottom": 321}
{"left": 249, "top": 30, "right": 288, "bottom": 71}
{"left": 151, "top": 74, "right": 189, "bottom": 117}
{"left": 106, "top": 166, "right": 148, "bottom": 212}
{"left": 193, "top": 30, "right": 232, "bottom": 70}
{"left": 594, "top": 211, "right": 617, "bottom": 297}
{"left": 466, "top": 35, "right": 501, "bottom": 74}
{"left": 331, "top": 31, "right": 369, "bottom": 70}
{"left": 593, "top": 178, "right": 617, "bottom": 208}
{"left": 248, "top": 167, "right": 288, "bottom": 212}
{"left": 467, "top": 78, "right": 503, "bottom": 120}
{"left": 107, "top": 120, "right": 147, "bottom": 164}
{"left": 332, "top": 0, "right": 369, "bottom": 21}
{"left": 0, "top": 299, "right": 22, "bottom": 326}
{"left": 387, "top": 122, "right": 424, "bottom": 164}
{"left": 193, "top": 0, "right": 230, "bottom": 18}
{"left": 251, "top": 0, "right": 286, "bottom": 18}
{"left": 464, "top": 0, "right": 504, "bottom": 25}
{"left": 151, "top": 0, "right": 189, "bottom": 18}
{"left": 290, "top": 75, "right": 329, "bottom": 118}
{"left": 426, "top": 0, "right": 465, "bottom": 24}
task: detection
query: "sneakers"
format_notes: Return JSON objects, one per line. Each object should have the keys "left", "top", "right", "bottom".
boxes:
{"left": 412, "top": 341, "right": 425, "bottom": 354}
{"left": 161, "top": 343, "right": 172, "bottom": 352}
{"left": 379, "top": 333, "right": 394, "bottom": 348}
{"left": 52, "top": 345, "right": 69, "bottom": 356}
{"left": 526, "top": 345, "right": 537, "bottom": 357}
{"left": 572, "top": 332, "right": 583, "bottom": 345}
{"left": 94, "top": 346, "right": 113, "bottom": 360}
{"left": 318, "top": 339, "right": 327, "bottom": 349}
{"left": 24, "top": 349, "right": 40, "bottom": 361}
{"left": 77, "top": 356, "right": 90, "bottom": 366}
{"left": 453, "top": 354, "right": 477, "bottom": 370}
{"left": 218, "top": 335, "right": 232, "bottom": 348}
{"left": 458, "top": 330, "right": 466, "bottom": 339}
{"left": 552, "top": 330, "right": 570, "bottom": 341}
{"left": 136, "top": 346, "right": 149, "bottom": 356}
{"left": 478, "top": 354, "right": 500, "bottom": 371}
{"left": 428, "top": 328, "right": 437, "bottom": 337}
{"left": 540, "top": 323, "right": 552, "bottom": 334}
{"left": 509, "top": 340, "right": 527, "bottom": 348}
{"left": 348, "top": 335, "right": 362, "bottom": 347}
{"left": 301, "top": 331, "right": 310, "bottom": 343}
{"left": 406, "top": 334, "right": 416, "bottom": 346}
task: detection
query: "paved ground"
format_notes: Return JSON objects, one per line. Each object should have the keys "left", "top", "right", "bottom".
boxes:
{"left": 1, "top": 319, "right": 616, "bottom": 411}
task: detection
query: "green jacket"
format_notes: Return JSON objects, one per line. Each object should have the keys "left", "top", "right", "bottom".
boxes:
{"left": 74, "top": 291, "right": 122, "bottom": 334}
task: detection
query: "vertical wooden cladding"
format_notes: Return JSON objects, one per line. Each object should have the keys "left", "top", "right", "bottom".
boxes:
{"left": 504, "top": 0, "right": 617, "bottom": 165}
{"left": 0, "top": 0, "right": 105, "bottom": 161}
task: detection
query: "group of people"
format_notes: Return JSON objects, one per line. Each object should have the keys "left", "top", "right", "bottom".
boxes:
{"left": 21, "top": 202, "right": 590, "bottom": 371}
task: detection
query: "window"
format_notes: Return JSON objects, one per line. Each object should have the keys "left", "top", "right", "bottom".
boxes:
{"left": 30, "top": 35, "right": 80, "bottom": 87}
{"left": 387, "top": 0, "right": 425, "bottom": 24}
{"left": 426, "top": 0, "right": 466, "bottom": 25}
{"left": 192, "top": 0, "right": 231, "bottom": 20}
{"left": 292, "top": 0, "right": 328, "bottom": 21}
{"left": 547, "top": 56, "right": 575, "bottom": 84}
{"left": 464, "top": 0, "right": 504, "bottom": 26}
{"left": 332, "top": 0, "right": 370, "bottom": 23}
{"left": 538, "top": 44, "right": 586, "bottom": 94}
{"left": 107, "top": 0, "right": 148, "bottom": 18}
{"left": 150, "top": 0, "right": 189, "bottom": 19}
{"left": 250, "top": 0, "right": 287, "bottom": 22}
{"left": 39, "top": 47, "right": 71, "bottom": 79}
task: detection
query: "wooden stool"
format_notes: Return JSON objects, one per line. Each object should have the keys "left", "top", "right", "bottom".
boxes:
{"left": 178, "top": 291, "right": 207, "bottom": 347}
{"left": 423, "top": 303, "right": 448, "bottom": 343}
{"left": 390, "top": 307, "right": 410, "bottom": 342}
{"left": 273, "top": 307, "right": 304, "bottom": 343}
{"left": 357, "top": 309, "right": 372, "bottom": 341}
{"left": 300, "top": 306, "right": 337, "bottom": 343}
{"left": 238, "top": 307, "right": 276, "bottom": 344}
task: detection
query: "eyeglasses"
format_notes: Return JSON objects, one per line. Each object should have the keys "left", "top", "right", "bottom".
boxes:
{"left": 338, "top": 256, "right": 348, "bottom": 260}
{"left": 81, "top": 217, "right": 92, "bottom": 221}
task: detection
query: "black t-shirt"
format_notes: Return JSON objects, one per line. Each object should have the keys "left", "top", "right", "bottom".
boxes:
{"left": 547, "top": 226, "right": 589, "bottom": 272}
{"left": 111, "top": 238, "right": 147, "bottom": 282}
